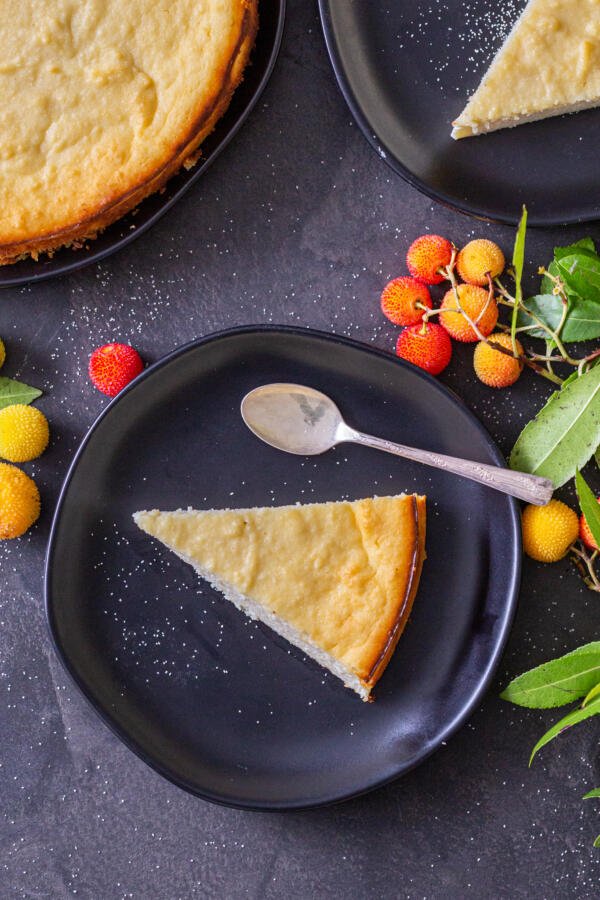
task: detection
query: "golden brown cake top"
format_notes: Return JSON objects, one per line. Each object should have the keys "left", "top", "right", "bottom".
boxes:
{"left": 0, "top": 0, "right": 253, "bottom": 248}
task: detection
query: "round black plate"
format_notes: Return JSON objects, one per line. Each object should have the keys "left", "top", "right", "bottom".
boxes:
{"left": 0, "top": 0, "right": 285, "bottom": 289}
{"left": 319, "top": 0, "right": 600, "bottom": 226}
{"left": 45, "top": 326, "right": 521, "bottom": 810}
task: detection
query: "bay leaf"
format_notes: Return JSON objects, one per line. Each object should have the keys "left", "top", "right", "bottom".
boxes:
{"left": 509, "top": 364, "right": 600, "bottom": 487}
{"left": 529, "top": 696, "right": 600, "bottom": 764}
{"left": 500, "top": 642, "right": 600, "bottom": 708}
{"left": 0, "top": 376, "right": 42, "bottom": 410}
{"left": 576, "top": 470, "right": 600, "bottom": 550}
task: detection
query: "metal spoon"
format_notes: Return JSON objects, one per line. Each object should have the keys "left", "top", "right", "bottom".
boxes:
{"left": 241, "top": 383, "right": 553, "bottom": 506}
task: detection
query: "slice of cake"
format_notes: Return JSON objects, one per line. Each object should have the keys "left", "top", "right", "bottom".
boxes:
{"left": 134, "top": 494, "right": 426, "bottom": 700}
{"left": 452, "top": 0, "right": 600, "bottom": 139}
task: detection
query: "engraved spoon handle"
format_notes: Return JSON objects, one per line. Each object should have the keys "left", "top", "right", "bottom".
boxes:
{"left": 339, "top": 425, "right": 553, "bottom": 506}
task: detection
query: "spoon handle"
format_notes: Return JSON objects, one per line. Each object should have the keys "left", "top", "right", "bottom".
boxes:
{"left": 342, "top": 427, "right": 553, "bottom": 506}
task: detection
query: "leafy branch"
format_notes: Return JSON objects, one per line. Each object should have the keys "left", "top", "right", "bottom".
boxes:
{"left": 502, "top": 472, "right": 600, "bottom": 847}
{"left": 491, "top": 212, "right": 600, "bottom": 383}
{"left": 501, "top": 637, "right": 600, "bottom": 848}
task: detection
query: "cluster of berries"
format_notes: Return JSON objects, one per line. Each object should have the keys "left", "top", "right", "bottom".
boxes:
{"left": 381, "top": 234, "right": 522, "bottom": 387}
{"left": 381, "top": 238, "right": 600, "bottom": 570}
{"left": 0, "top": 338, "right": 50, "bottom": 539}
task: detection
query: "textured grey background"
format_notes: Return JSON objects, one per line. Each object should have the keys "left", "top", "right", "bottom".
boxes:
{"left": 1, "top": 2, "right": 600, "bottom": 897}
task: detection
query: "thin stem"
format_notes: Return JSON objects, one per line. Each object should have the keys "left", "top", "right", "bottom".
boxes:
{"left": 527, "top": 351, "right": 567, "bottom": 363}
{"left": 523, "top": 361, "right": 564, "bottom": 385}
{"left": 556, "top": 297, "right": 569, "bottom": 336}
{"left": 444, "top": 260, "right": 490, "bottom": 343}
{"left": 571, "top": 544, "right": 600, "bottom": 593}
{"left": 514, "top": 323, "right": 547, "bottom": 334}
{"left": 495, "top": 277, "right": 577, "bottom": 366}
{"left": 494, "top": 278, "right": 514, "bottom": 302}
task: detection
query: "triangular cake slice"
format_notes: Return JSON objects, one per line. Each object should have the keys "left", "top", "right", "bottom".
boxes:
{"left": 452, "top": 0, "right": 600, "bottom": 138}
{"left": 134, "top": 495, "right": 426, "bottom": 700}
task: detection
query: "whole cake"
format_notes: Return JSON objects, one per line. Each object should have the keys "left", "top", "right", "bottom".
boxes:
{"left": 134, "top": 494, "right": 427, "bottom": 700}
{"left": 0, "top": 0, "right": 258, "bottom": 264}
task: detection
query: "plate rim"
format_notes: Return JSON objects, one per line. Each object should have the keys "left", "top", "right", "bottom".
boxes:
{"left": 44, "top": 325, "right": 522, "bottom": 810}
{"left": 317, "top": 0, "right": 594, "bottom": 228}
{"left": 0, "top": 0, "right": 286, "bottom": 289}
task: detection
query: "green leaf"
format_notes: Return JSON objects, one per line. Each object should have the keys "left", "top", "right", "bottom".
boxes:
{"left": 556, "top": 237, "right": 596, "bottom": 257}
{"left": 518, "top": 294, "right": 600, "bottom": 343}
{"left": 583, "top": 788, "right": 600, "bottom": 799}
{"left": 529, "top": 696, "right": 600, "bottom": 764}
{"left": 557, "top": 252, "right": 600, "bottom": 306}
{"left": 555, "top": 244, "right": 598, "bottom": 270}
{"left": 596, "top": 446, "right": 600, "bottom": 471}
{"left": 563, "top": 299, "right": 600, "bottom": 342}
{"left": 511, "top": 207, "right": 527, "bottom": 348}
{"left": 583, "top": 682, "right": 600, "bottom": 707}
{"left": 518, "top": 295, "right": 560, "bottom": 339}
{"left": 562, "top": 370, "right": 582, "bottom": 389}
{"left": 500, "top": 643, "right": 600, "bottom": 708}
{"left": 576, "top": 470, "right": 600, "bottom": 550}
{"left": 0, "top": 376, "right": 42, "bottom": 410}
{"left": 510, "top": 363, "right": 600, "bottom": 487}
{"left": 539, "top": 240, "right": 595, "bottom": 294}
{"left": 513, "top": 206, "right": 527, "bottom": 284}
{"left": 594, "top": 835, "right": 600, "bottom": 848}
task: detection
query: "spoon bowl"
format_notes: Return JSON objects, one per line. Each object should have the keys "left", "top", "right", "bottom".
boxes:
{"left": 241, "top": 383, "right": 344, "bottom": 456}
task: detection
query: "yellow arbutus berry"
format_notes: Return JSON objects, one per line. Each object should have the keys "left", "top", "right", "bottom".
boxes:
{"left": 0, "top": 462, "right": 40, "bottom": 539}
{"left": 0, "top": 404, "right": 49, "bottom": 462}
{"left": 440, "top": 284, "right": 498, "bottom": 342}
{"left": 457, "top": 239, "right": 505, "bottom": 286}
{"left": 474, "top": 333, "right": 524, "bottom": 388}
{"left": 522, "top": 500, "right": 579, "bottom": 563}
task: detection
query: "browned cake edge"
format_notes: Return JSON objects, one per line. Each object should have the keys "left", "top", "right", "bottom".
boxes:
{"left": 361, "top": 495, "right": 427, "bottom": 698}
{"left": 0, "top": 0, "right": 259, "bottom": 265}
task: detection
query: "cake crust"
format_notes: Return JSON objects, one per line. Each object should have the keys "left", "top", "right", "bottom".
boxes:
{"left": 0, "top": 0, "right": 258, "bottom": 264}
{"left": 363, "top": 495, "right": 426, "bottom": 692}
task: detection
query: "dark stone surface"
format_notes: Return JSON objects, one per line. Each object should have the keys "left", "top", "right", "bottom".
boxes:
{"left": 1, "top": 2, "right": 600, "bottom": 896}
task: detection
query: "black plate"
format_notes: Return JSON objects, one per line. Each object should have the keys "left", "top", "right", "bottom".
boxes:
{"left": 319, "top": 0, "right": 600, "bottom": 226}
{"left": 45, "top": 326, "right": 520, "bottom": 810}
{"left": 0, "top": 1, "right": 285, "bottom": 289}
